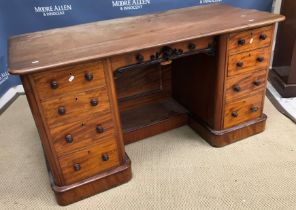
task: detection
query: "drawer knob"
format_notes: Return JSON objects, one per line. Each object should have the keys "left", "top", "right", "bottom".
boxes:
{"left": 65, "top": 134, "right": 73, "bottom": 143}
{"left": 85, "top": 72, "right": 93, "bottom": 81}
{"left": 233, "top": 84, "right": 241, "bottom": 92}
{"left": 231, "top": 111, "right": 239, "bottom": 118}
{"left": 136, "top": 53, "right": 144, "bottom": 63}
{"left": 150, "top": 55, "right": 156, "bottom": 60}
{"left": 257, "top": 56, "right": 265, "bottom": 63}
{"left": 73, "top": 163, "right": 81, "bottom": 171}
{"left": 238, "top": 38, "right": 246, "bottom": 46}
{"left": 50, "top": 80, "right": 59, "bottom": 89}
{"left": 96, "top": 125, "right": 104, "bottom": 133}
{"left": 58, "top": 106, "right": 66, "bottom": 115}
{"left": 254, "top": 80, "right": 261, "bottom": 86}
{"left": 102, "top": 153, "right": 109, "bottom": 161}
{"left": 250, "top": 106, "right": 258, "bottom": 113}
{"left": 236, "top": 61, "right": 244, "bottom": 68}
{"left": 90, "top": 98, "right": 98, "bottom": 106}
{"left": 188, "top": 43, "right": 196, "bottom": 50}
{"left": 259, "top": 33, "right": 267, "bottom": 40}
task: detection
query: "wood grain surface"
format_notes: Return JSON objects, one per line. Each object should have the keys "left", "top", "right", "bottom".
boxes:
{"left": 59, "top": 140, "right": 119, "bottom": 185}
{"left": 227, "top": 47, "right": 270, "bottom": 76}
{"left": 223, "top": 93, "right": 263, "bottom": 128}
{"left": 8, "top": 4, "right": 284, "bottom": 75}
{"left": 225, "top": 70, "right": 267, "bottom": 102}
{"left": 228, "top": 25, "right": 274, "bottom": 55}
{"left": 33, "top": 61, "right": 106, "bottom": 101}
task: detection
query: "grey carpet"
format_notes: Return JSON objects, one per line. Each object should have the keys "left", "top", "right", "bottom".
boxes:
{"left": 0, "top": 95, "right": 296, "bottom": 209}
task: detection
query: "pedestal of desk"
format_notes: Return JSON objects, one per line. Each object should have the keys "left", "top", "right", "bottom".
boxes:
{"left": 51, "top": 154, "right": 132, "bottom": 206}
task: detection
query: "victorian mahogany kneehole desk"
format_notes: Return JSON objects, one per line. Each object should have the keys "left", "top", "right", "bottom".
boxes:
{"left": 8, "top": 4, "right": 284, "bottom": 205}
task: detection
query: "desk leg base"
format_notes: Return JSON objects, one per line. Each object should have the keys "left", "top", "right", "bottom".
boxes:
{"left": 189, "top": 114, "right": 267, "bottom": 147}
{"left": 50, "top": 154, "right": 132, "bottom": 206}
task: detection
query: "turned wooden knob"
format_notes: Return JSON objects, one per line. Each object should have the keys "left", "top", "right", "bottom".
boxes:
{"left": 253, "top": 80, "right": 261, "bottom": 86}
{"left": 250, "top": 106, "right": 258, "bottom": 113}
{"left": 233, "top": 84, "right": 241, "bottom": 92}
{"left": 58, "top": 106, "right": 66, "bottom": 115}
{"left": 231, "top": 111, "right": 239, "bottom": 118}
{"left": 150, "top": 55, "right": 156, "bottom": 60}
{"left": 259, "top": 33, "right": 267, "bottom": 40}
{"left": 96, "top": 125, "right": 104, "bottom": 133}
{"left": 236, "top": 61, "right": 244, "bottom": 68}
{"left": 257, "top": 56, "right": 264, "bottom": 63}
{"left": 188, "top": 43, "right": 196, "bottom": 50}
{"left": 102, "top": 153, "right": 109, "bottom": 161}
{"left": 65, "top": 134, "right": 73, "bottom": 143}
{"left": 90, "top": 98, "right": 98, "bottom": 106}
{"left": 238, "top": 38, "right": 246, "bottom": 46}
{"left": 50, "top": 80, "right": 59, "bottom": 89}
{"left": 85, "top": 72, "right": 93, "bottom": 81}
{"left": 136, "top": 53, "right": 144, "bottom": 63}
{"left": 73, "top": 163, "right": 81, "bottom": 171}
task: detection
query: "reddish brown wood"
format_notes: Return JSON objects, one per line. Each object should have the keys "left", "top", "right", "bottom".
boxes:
{"left": 189, "top": 114, "right": 267, "bottom": 147}
{"left": 116, "top": 63, "right": 171, "bottom": 112}
{"left": 228, "top": 25, "right": 274, "bottom": 55}
{"left": 120, "top": 99, "right": 188, "bottom": 144}
{"left": 41, "top": 87, "right": 111, "bottom": 128}
{"left": 225, "top": 70, "right": 267, "bottom": 102}
{"left": 53, "top": 154, "right": 132, "bottom": 206}
{"left": 8, "top": 5, "right": 284, "bottom": 75}
{"left": 59, "top": 140, "right": 120, "bottom": 185}
{"left": 172, "top": 53, "right": 218, "bottom": 128}
{"left": 227, "top": 47, "right": 270, "bottom": 76}
{"left": 32, "top": 61, "right": 106, "bottom": 101}
{"left": 51, "top": 112, "right": 115, "bottom": 156}
{"left": 21, "top": 75, "right": 64, "bottom": 186}
{"left": 7, "top": 4, "right": 284, "bottom": 206}
{"left": 110, "top": 37, "right": 213, "bottom": 72}
{"left": 223, "top": 93, "right": 264, "bottom": 128}
{"left": 103, "top": 59, "right": 127, "bottom": 164}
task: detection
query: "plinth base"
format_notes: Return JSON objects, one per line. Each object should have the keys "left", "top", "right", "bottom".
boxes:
{"left": 51, "top": 154, "right": 132, "bottom": 206}
{"left": 189, "top": 115, "right": 267, "bottom": 147}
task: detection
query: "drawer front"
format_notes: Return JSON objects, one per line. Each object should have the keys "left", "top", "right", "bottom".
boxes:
{"left": 33, "top": 61, "right": 106, "bottom": 101}
{"left": 111, "top": 36, "right": 213, "bottom": 71}
{"left": 50, "top": 112, "right": 115, "bottom": 156}
{"left": 59, "top": 140, "right": 119, "bottom": 185}
{"left": 228, "top": 25, "right": 273, "bottom": 55}
{"left": 223, "top": 94, "right": 263, "bottom": 129}
{"left": 228, "top": 47, "right": 270, "bottom": 76}
{"left": 41, "top": 87, "right": 110, "bottom": 128}
{"left": 225, "top": 70, "right": 267, "bottom": 102}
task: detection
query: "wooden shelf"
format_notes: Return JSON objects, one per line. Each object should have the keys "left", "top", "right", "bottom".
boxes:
{"left": 120, "top": 99, "right": 188, "bottom": 144}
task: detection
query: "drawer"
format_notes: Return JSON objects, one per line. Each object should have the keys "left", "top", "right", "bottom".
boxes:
{"left": 228, "top": 47, "right": 270, "bottom": 76}
{"left": 41, "top": 87, "right": 110, "bottom": 128}
{"left": 33, "top": 61, "right": 106, "bottom": 101}
{"left": 50, "top": 112, "right": 115, "bottom": 156}
{"left": 59, "top": 140, "right": 119, "bottom": 185}
{"left": 223, "top": 94, "right": 263, "bottom": 129}
{"left": 111, "top": 36, "right": 213, "bottom": 71}
{"left": 225, "top": 70, "right": 267, "bottom": 102}
{"left": 228, "top": 25, "right": 273, "bottom": 55}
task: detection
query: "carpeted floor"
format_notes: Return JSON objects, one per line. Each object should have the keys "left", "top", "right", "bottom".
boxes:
{"left": 0, "top": 95, "right": 296, "bottom": 209}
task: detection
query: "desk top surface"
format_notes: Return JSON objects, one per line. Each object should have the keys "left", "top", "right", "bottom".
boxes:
{"left": 8, "top": 4, "right": 284, "bottom": 75}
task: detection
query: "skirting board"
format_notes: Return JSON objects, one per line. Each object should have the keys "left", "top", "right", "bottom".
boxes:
{"left": 266, "top": 82, "right": 296, "bottom": 123}
{"left": 0, "top": 85, "right": 24, "bottom": 114}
